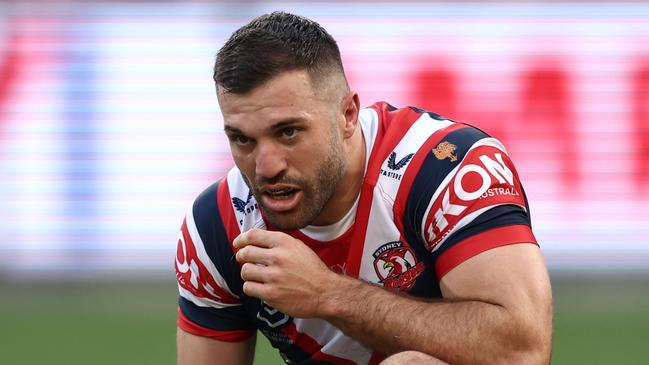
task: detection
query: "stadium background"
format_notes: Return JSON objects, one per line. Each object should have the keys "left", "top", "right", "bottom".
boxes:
{"left": 0, "top": 1, "right": 648, "bottom": 364}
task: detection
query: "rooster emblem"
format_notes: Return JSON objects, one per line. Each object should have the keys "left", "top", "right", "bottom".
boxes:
{"left": 432, "top": 141, "right": 458, "bottom": 162}
{"left": 380, "top": 247, "right": 413, "bottom": 277}
{"left": 373, "top": 242, "right": 424, "bottom": 291}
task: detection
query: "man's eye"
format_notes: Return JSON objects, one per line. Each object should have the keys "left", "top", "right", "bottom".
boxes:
{"left": 233, "top": 135, "right": 250, "bottom": 145}
{"left": 281, "top": 128, "right": 297, "bottom": 138}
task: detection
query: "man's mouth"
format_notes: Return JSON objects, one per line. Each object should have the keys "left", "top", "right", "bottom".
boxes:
{"left": 260, "top": 185, "right": 303, "bottom": 212}
{"left": 265, "top": 187, "right": 297, "bottom": 199}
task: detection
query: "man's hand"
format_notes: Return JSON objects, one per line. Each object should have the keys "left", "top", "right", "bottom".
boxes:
{"left": 233, "top": 231, "right": 552, "bottom": 364}
{"left": 233, "top": 229, "right": 339, "bottom": 317}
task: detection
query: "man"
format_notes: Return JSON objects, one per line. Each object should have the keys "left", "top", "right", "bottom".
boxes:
{"left": 175, "top": 12, "right": 552, "bottom": 365}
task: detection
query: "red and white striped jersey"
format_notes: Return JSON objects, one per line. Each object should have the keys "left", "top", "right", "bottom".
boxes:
{"left": 174, "top": 102, "right": 537, "bottom": 364}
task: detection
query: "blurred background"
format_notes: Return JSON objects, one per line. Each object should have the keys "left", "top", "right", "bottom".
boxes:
{"left": 0, "top": 1, "right": 648, "bottom": 364}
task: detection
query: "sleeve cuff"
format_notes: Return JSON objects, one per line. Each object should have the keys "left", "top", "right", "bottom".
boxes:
{"left": 177, "top": 307, "right": 255, "bottom": 342}
{"left": 435, "top": 224, "right": 537, "bottom": 279}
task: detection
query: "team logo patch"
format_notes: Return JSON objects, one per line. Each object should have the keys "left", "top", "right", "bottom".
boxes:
{"left": 373, "top": 241, "right": 424, "bottom": 291}
{"left": 433, "top": 141, "right": 458, "bottom": 162}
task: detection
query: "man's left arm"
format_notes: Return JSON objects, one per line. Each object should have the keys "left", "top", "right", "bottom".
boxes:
{"left": 322, "top": 242, "right": 552, "bottom": 365}
{"left": 234, "top": 230, "right": 552, "bottom": 365}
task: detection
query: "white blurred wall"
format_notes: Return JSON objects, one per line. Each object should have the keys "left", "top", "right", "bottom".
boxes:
{"left": 0, "top": 1, "right": 648, "bottom": 277}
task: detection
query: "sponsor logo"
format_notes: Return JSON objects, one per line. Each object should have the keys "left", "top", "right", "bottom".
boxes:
{"left": 175, "top": 232, "right": 202, "bottom": 292}
{"left": 425, "top": 150, "right": 520, "bottom": 248}
{"left": 175, "top": 222, "right": 235, "bottom": 303}
{"left": 232, "top": 191, "right": 259, "bottom": 224}
{"left": 373, "top": 241, "right": 424, "bottom": 291}
{"left": 480, "top": 187, "right": 520, "bottom": 199}
{"left": 380, "top": 151, "right": 414, "bottom": 181}
{"left": 387, "top": 152, "right": 414, "bottom": 170}
{"left": 433, "top": 141, "right": 458, "bottom": 162}
{"left": 232, "top": 191, "right": 254, "bottom": 213}
{"left": 380, "top": 169, "right": 405, "bottom": 180}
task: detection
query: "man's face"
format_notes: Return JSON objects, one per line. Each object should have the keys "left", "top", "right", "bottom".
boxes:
{"left": 219, "top": 70, "right": 347, "bottom": 230}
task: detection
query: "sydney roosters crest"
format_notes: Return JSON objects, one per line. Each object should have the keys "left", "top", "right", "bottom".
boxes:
{"left": 373, "top": 241, "right": 424, "bottom": 291}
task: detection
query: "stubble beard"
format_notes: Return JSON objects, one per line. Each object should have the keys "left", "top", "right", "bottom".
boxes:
{"left": 250, "top": 129, "right": 346, "bottom": 231}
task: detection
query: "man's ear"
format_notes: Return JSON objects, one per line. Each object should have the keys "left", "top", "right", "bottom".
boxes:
{"left": 341, "top": 91, "right": 360, "bottom": 139}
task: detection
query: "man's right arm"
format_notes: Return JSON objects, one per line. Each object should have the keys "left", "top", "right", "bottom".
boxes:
{"left": 175, "top": 181, "right": 257, "bottom": 364}
{"left": 177, "top": 328, "right": 256, "bottom": 365}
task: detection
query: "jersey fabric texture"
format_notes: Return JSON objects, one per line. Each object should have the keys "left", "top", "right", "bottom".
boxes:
{"left": 174, "top": 102, "right": 537, "bottom": 365}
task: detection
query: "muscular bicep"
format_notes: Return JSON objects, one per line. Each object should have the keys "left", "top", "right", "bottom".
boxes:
{"left": 440, "top": 243, "right": 549, "bottom": 302}
{"left": 439, "top": 243, "right": 552, "bottom": 338}
{"left": 177, "top": 328, "right": 256, "bottom": 365}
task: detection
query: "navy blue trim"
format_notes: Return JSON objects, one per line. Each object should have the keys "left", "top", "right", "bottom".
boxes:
{"left": 520, "top": 184, "right": 533, "bottom": 227}
{"left": 407, "top": 106, "right": 450, "bottom": 121}
{"left": 403, "top": 126, "right": 490, "bottom": 241}
{"left": 191, "top": 181, "right": 246, "bottom": 298}
{"left": 178, "top": 180, "right": 256, "bottom": 331}
{"left": 401, "top": 124, "right": 490, "bottom": 298}
{"left": 386, "top": 103, "right": 398, "bottom": 111}
{"left": 179, "top": 296, "right": 255, "bottom": 331}
{"left": 431, "top": 205, "right": 532, "bottom": 263}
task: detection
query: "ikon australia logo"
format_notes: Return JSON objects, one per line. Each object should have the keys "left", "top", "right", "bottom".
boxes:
{"left": 380, "top": 151, "right": 414, "bottom": 180}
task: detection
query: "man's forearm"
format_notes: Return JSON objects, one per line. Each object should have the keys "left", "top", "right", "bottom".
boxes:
{"left": 318, "top": 275, "right": 546, "bottom": 365}
{"left": 234, "top": 231, "right": 551, "bottom": 364}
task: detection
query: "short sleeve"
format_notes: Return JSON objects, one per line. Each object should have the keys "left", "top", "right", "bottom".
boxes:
{"left": 174, "top": 183, "right": 256, "bottom": 341}
{"left": 406, "top": 129, "right": 537, "bottom": 280}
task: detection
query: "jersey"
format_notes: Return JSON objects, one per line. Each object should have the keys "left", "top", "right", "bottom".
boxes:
{"left": 174, "top": 102, "right": 537, "bottom": 365}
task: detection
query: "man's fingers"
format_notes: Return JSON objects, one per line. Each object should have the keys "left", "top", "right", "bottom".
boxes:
{"left": 240, "top": 262, "right": 270, "bottom": 282}
{"left": 233, "top": 228, "right": 282, "bottom": 249}
{"left": 236, "top": 245, "right": 273, "bottom": 265}
{"left": 242, "top": 280, "right": 268, "bottom": 299}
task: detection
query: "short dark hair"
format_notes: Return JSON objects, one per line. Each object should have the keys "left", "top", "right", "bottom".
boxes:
{"left": 214, "top": 11, "right": 346, "bottom": 94}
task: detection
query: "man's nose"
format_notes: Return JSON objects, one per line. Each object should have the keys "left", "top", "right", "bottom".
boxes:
{"left": 255, "top": 141, "right": 287, "bottom": 179}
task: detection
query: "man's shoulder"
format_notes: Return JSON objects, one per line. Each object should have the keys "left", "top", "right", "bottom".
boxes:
{"left": 181, "top": 173, "right": 246, "bottom": 275}
{"left": 363, "top": 102, "right": 487, "bottom": 155}
{"left": 364, "top": 102, "right": 490, "bottom": 169}
{"left": 191, "top": 181, "right": 220, "bottom": 217}
{"left": 365, "top": 102, "right": 456, "bottom": 128}
{"left": 187, "top": 169, "right": 238, "bottom": 238}
{"left": 190, "top": 168, "right": 265, "bottom": 238}
{"left": 190, "top": 167, "right": 249, "bottom": 218}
